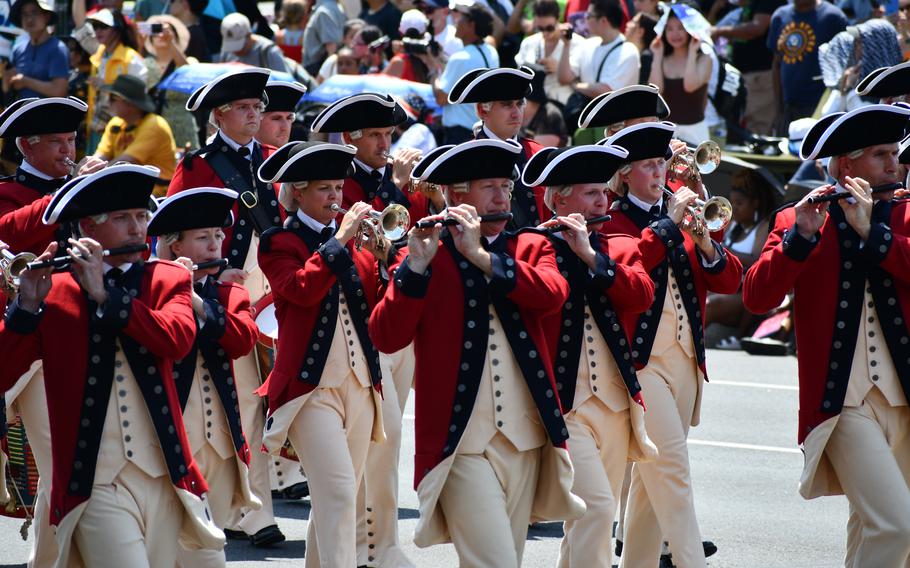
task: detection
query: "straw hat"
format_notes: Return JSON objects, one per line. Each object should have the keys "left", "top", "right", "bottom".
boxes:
{"left": 143, "top": 14, "right": 191, "bottom": 56}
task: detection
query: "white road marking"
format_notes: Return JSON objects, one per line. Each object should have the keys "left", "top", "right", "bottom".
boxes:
{"left": 710, "top": 379, "right": 798, "bottom": 391}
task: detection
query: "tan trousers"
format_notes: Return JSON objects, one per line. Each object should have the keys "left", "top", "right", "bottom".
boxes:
{"left": 558, "top": 398, "right": 631, "bottom": 568}
{"left": 71, "top": 462, "right": 181, "bottom": 568}
{"left": 615, "top": 463, "right": 632, "bottom": 544}
{"left": 177, "top": 444, "right": 239, "bottom": 567}
{"left": 620, "top": 345, "right": 705, "bottom": 568}
{"left": 287, "top": 374, "right": 374, "bottom": 568}
{"left": 438, "top": 433, "right": 541, "bottom": 568}
{"left": 826, "top": 388, "right": 910, "bottom": 567}
{"left": 269, "top": 455, "right": 307, "bottom": 493}
{"left": 742, "top": 70, "right": 775, "bottom": 136}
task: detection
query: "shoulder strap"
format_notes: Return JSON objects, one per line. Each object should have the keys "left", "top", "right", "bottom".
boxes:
{"left": 595, "top": 40, "right": 623, "bottom": 83}
{"left": 473, "top": 43, "right": 490, "bottom": 68}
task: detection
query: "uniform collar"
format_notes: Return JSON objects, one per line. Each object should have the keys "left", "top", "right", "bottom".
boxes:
{"left": 353, "top": 157, "right": 386, "bottom": 179}
{"left": 296, "top": 208, "right": 336, "bottom": 233}
{"left": 217, "top": 130, "right": 256, "bottom": 157}
{"left": 20, "top": 160, "right": 58, "bottom": 181}
{"left": 627, "top": 191, "right": 663, "bottom": 212}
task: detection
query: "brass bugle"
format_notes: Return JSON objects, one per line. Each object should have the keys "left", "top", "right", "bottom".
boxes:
{"left": 806, "top": 182, "right": 904, "bottom": 204}
{"left": 545, "top": 214, "right": 612, "bottom": 234}
{"left": 64, "top": 156, "right": 78, "bottom": 177}
{"left": 0, "top": 239, "right": 37, "bottom": 294}
{"left": 414, "top": 212, "right": 513, "bottom": 229}
{"left": 26, "top": 243, "right": 149, "bottom": 270}
{"left": 192, "top": 258, "right": 228, "bottom": 271}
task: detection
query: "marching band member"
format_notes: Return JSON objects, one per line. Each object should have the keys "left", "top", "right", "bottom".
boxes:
{"left": 448, "top": 66, "right": 548, "bottom": 228}
{"left": 148, "top": 187, "right": 262, "bottom": 567}
{"left": 855, "top": 60, "right": 910, "bottom": 104}
{"left": 603, "top": 122, "right": 742, "bottom": 568}
{"left": 310, "top": 92, "right": 430, "bottom": 568}
{"left": 168, "top": 66, "right": 288, "bottom": 547}
{"left": 521, "top": 144, "right": 658, "bottom": 568}
{"left": 744, "top": 104, "right": 910, "bottom": 566}
{"left": 256, "top": 141, "right": 386, "bottom": 568}
{"left": 0, "top": 164, "right": 222, "bottom": 568}
{"left": 0, "top": 96, "right": 103, "bottom": 568}
{"left": 369, "top": 138, "right": 585, "bottom": 567}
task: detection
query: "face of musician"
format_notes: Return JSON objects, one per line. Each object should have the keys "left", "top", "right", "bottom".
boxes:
{"left": 448, "top": 177, "right": 513, "bottom": 237}
{"left": 622, "top": 157, "right": 667, "bottom": 204}
{"left": 170, "top": 227, "right": 225, "bottom": 280}
{"left": 78, "top": 209, "right": 149, "bottom": 265}
{"left": 606, "top": 116, "right": 657, "bottom": 138}
{"left": 478, "top": 100, "right": 525, "bottom": 140}
{"left": 552, "top": 183, "right": 610, "bottom": 229}
{"left": 214, "top": 98, "right": 264, "bottom": 145}
{"left": 834, "top": 143, "right": 900, "bottom": 199}
{"left": 344, "top": 127, "right": 394, "bottom": 171}
{"left": 293, "top": 179, "right": 345, "bottom": 225}
{"left": 19, "top": 133, "right": 77, "bottom": 178}
{"left": 257, "top": 111, "right": 295, "bottom": 148}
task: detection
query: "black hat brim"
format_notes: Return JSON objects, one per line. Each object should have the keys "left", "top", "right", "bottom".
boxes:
{"left": 602, "top": 122, "right": 676, "bottom": 163}
{"left": 264, "top": 81, "right": 307, "bottom": 113}
{"left": 522, "top": 144, "right": 630, "bottom": 187}
{"left": 448, "top": 66, "right": 535, "bottom": 104}
{"left": 800, "top": 104, "right": 910, "bottom": 160}
{"left": 186, "top": 67, "right": 271, "bottom": 112}
{"left": 310, "top": 93, "right": 407, "bottom": 133}
{"left": 855, "top": 61, "right": 910, "bottom": 99}
{"left": 413, "top": 139, "right": 522, "bottom": 185}
{"left": 0, "top": 96, "right": 87, "bottom": 138}
{"left": 43, "top": 164, "right": 160, "bottom": 225}
{"left": 148, "top": 187, "right": 237, "bottom": 236}
{"left": 579, "top": 84, "right": 670, "bottom": 129}
{"left": 258, "top": 141, "right": 356, "bottom": 183}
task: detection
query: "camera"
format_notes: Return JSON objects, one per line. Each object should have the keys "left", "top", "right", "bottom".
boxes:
{"left": 402, "top": 36, "right": 440, "bottom": 57}
{"left": 562, "top": 28, "right": 573, "bottom": 41}
{"left": 151, "top": 23, "right": 163, "bottom": 34}
{"left": 137, "top": 22, "right": 164, "bottom": 35}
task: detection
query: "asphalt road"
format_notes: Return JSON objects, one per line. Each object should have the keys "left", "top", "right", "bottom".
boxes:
{"left": 0, "top": 349, "right": 848, "bottom": 568}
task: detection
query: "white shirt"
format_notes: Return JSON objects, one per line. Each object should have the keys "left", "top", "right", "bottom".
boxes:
{"left": 20, "top": 160, "right": 57, "bottom": 180}
{"left": 514, "top": 33, "right": 584, "bottom": 104}
{"left": 628, "top": 192, "right": 662, "bottom": 211}
{"left": 353, "top": 158, "right": 386, "bottom": 179}
{"left": 571, "top": 34, "right": 639, "bottom": 88}
{"left": 435, "top": 24, "right": 463, "bottom": 58}
{"left": 218, "top": 130, "right": 256, "bottom": 159}
{"left": 296, "top": 209, "right": 337, "bottom": 233}
{"left": 481, "top": 124, "right": 517, "bottom": 142}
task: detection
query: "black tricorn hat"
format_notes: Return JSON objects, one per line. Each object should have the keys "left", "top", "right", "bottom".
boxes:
{"left": 521, "top": 144, "right": 630, "bottom": 187}
{"left": 855, "top": 61, "right": 910, "bottom": 100}
{"left": 448, "top": 66, "right": 535, "bottom": 104}
{"left": 264, "top": 80, "right": 307, "bottom": 113}
{"left": 258, "top": 141, "right": 357, "bottom": 183}
{"left": 147, "top": 187, "right": 237, "bottom": 236}
{"left": 800, "top": 103, "right": 910, "bottom": 160}
{"left": 186, "top": 67, "right": 270, "bottom": 112}
{"left": 43, "top": 164, "right": 160, "bottom": 225}
{"left": 310, "top": 93, "right": 408, "bottom": 133}
{"left": 578, "top": 84, "right": 670, "bottom": 129}
{"left": 411, "top": 139, "right": 522, "bottom": 185}
{"left": 0, "top": 96, "right": 87, "bottom": 138}
{"left": 601, "top": 121, "right": 676, "bottom": 162}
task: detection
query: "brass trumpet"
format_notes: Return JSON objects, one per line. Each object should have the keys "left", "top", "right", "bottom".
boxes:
{"left": 330, "top": 203, "right": 411, "bottom": 252}
{"left": 664, "top": 140, "right": 731, "bottom": 236}
{"left": 0, "top": 240, "right": 37, "bottom": 296}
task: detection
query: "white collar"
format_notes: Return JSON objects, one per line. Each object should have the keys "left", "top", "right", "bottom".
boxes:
{"left": 103, "top": 261, "right": 133, "bottom": 274}
{"left": 482, "top": 124, "right": 517, "bottom": 142}
{"left": 600, "top": 33, "right": 624, "bottom": 47}
{"left": 627, "top": 191, "right": 662, "bottom": 212}
{"left": 194, "top": 273, "right": 210, "bottom": 284}
{"left": 484, "top": 232, "right": 502, "bottom": 244}
{"left": 353, "top": 157, "right": 386, "bottom": 178}
{"left": 296, "top": 208, "right": 337, "bottom": 233}
{"left": 20, "top": 160, "right": 58, "bottom": 180}
{"left": 218, "top": 130, "right": 256, "bottom": 157}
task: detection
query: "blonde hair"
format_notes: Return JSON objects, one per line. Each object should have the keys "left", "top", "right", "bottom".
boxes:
{"left": 828, "top": 148, "right": 866, "bottom": 181}
{"left": 543, "top": 184, "right": 574, "bottom": 212}
{"left": 607, "top": 163, "right": 633, "bottom": 197}
{"left": 278, "top": 181, "right": 307, "bottom": 212}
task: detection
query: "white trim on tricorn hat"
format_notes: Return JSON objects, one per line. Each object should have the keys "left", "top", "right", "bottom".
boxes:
{"left": 0, "top": 96, "right": 87, "bottom": 138}
{"left": 412, "top": 139, "right": 522, "bottom": 184}
{"left": 264, "top": 81, "right": 307, "bottom": 113}
{"left": 43, "top": 164, "right": 161, "bottom": 225}
{"left": 521, "top": 144, "right": 629, "bottom": 187}
{"left": 147, "top": 187, "right": 238, "bottom": 236}
{"left": 899, "top": 133, "right": 910, "bottom": 164}
{"left": 799, "top": 104, "right": 910, "bottom": 160}
{"left": 855, "top": 60, "right": 910, "bottom": 99}
{"left": 578, "top": 83, "right": 670, "bottom": 129}
{"left": 447, "top": 66, "right": 535, "bottom": 104}
{"left": 258, "top": 141, "right": 357, "bottom": 183}
{"left": 186, "top": 67, "right": 271, "bottom": 112}
{"left": 603, "top": 121, "right": 676, "bottom": 162}
{"left": 310, "top": 93, "right": 406, "bottom": 133}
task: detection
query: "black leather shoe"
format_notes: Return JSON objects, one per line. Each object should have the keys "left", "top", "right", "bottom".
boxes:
{"left": 250, "top": 524, "right": 286, "bottom": 547}
{"left": 659, "top": 553, "right": 674, "bottom": 568}
{"left": 223, "top": 528, "right": 247, "bottom": 540}
{"left": 703, "top": 540, "right": 718, "bottom": 558}
{"left": 283, "top": 481, "right": 309, "bottom": 500}
{"left": 614, "top": 539, "right": 623, "bottom": 557}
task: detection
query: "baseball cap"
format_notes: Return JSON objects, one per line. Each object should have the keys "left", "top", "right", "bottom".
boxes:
{"left": 221, "top": 12, "right": 251, "bottom": 53}
{"left": 399, "top": 9, "right": 429, "bottom": 36}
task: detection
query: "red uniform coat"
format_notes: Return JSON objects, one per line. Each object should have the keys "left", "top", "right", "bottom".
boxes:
{"left": 341, "top": 163, "right": 433, "bottom": 229}
{"left": 0, "top": 176, "right": 63, "bottom": 255}
{"left": 743, "top": 200, "right": 910, "bottom": 444}
{"left": 368, "top": 231, "right": 570, "bottom": 488}
{"left": 604, "top": 197, "right": 743, "bottom": 376}
{"left": 0, "top": 260, "right": 207, "bottom": 527}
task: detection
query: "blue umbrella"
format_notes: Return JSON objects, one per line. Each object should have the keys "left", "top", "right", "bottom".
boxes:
{"left": 304, "top": 74, "right": 440, "bottom": 112}
{"left": 158, "top": 62, "right": 296, "bottom": 95}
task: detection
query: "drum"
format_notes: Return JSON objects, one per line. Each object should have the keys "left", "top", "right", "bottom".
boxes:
{"left": 2, "top": 416, "right": 37, "bottom": 518}
{"left": 252, "top": 293, "right": 278, "bottom": 382}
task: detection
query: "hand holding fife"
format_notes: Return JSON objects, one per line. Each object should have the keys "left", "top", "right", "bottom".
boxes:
{"left": 840, "top": 176, "right": 873, "bottom": 241}
{"left": 17, "top": 242, "right": 57, "bottom": 313}
{"left": 406, "top": 216, "right": 443, "bottom": 274}
{"left": 795, "top": 185, "right": 833, "bottom": 240}
{"left": 67, "top": 238, "right": 108, "bottom": 305}
{"left": 556, "top": 214, "right": 598, "bottom": 267}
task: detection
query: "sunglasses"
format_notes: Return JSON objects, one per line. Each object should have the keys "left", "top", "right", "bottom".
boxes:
{"left": 537, "top": 24, "right": 556, "bottom": 32}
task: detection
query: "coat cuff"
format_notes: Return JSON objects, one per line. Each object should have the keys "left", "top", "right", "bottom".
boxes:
{"left": 5, "top": 297, "right": 44, "bottom": 334}
{"left": 649, "top": 217, "right": 685, "bottom": 250}
{"left": 488, "top": 253, "right": 517, "bottom": 295}
{"left": 781, "top": 224, "right": 819, "bottom": 262}
{"left": 699, "top": 241, "right": 728, "bottom": 274}
{"left": 589, "top": 251, "right": 617, "bottom": 289}
{"left": 394, "top": 257, "right": 432, "bottom": 298}
{"left": 95, "top": 284, "right": 132, "bottom": 330}
{"left": 198, "top": 299, "right": 227, "bottom": 341}
{"left": 317, "top": 237, "right": 355, "bottom": 272}
{"left": 860, "top": 222, "right": 892, "bottom": 266}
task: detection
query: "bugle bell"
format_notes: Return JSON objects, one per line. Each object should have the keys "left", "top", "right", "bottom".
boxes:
{"left": 330, "top": 203, "right": 411, "bottom": 251}
{"left": 0, "top": 240, "right": 37, "bottom": 295}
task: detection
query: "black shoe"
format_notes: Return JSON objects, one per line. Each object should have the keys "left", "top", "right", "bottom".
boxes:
{"left": 703, "top": 540, "right": 718, "bottom": 558}
{"left": 659, "top": 553, "right": 675, "bottom": 568}
{"left": 614, "top": 539, "right": 623, "bottom": 557}
{"left": 223, "top": 528, "right": 247, "bottom": 540}
{"left": 283, "top": 481, "right": 309, "bottom": 500}
{"left": 741, "top": 337, "right": 789, "bottom": 356}
{"left": 250, "top": 524, "right": 286, "bottom": 547}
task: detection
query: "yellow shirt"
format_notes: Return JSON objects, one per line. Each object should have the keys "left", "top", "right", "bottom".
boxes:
{"left": 97, "top": 113, "right": 177, "bottom": 195}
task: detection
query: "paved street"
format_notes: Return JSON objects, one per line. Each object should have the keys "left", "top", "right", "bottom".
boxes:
{"left": 0, "top": 350, "right": 848, "bottom": 567}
